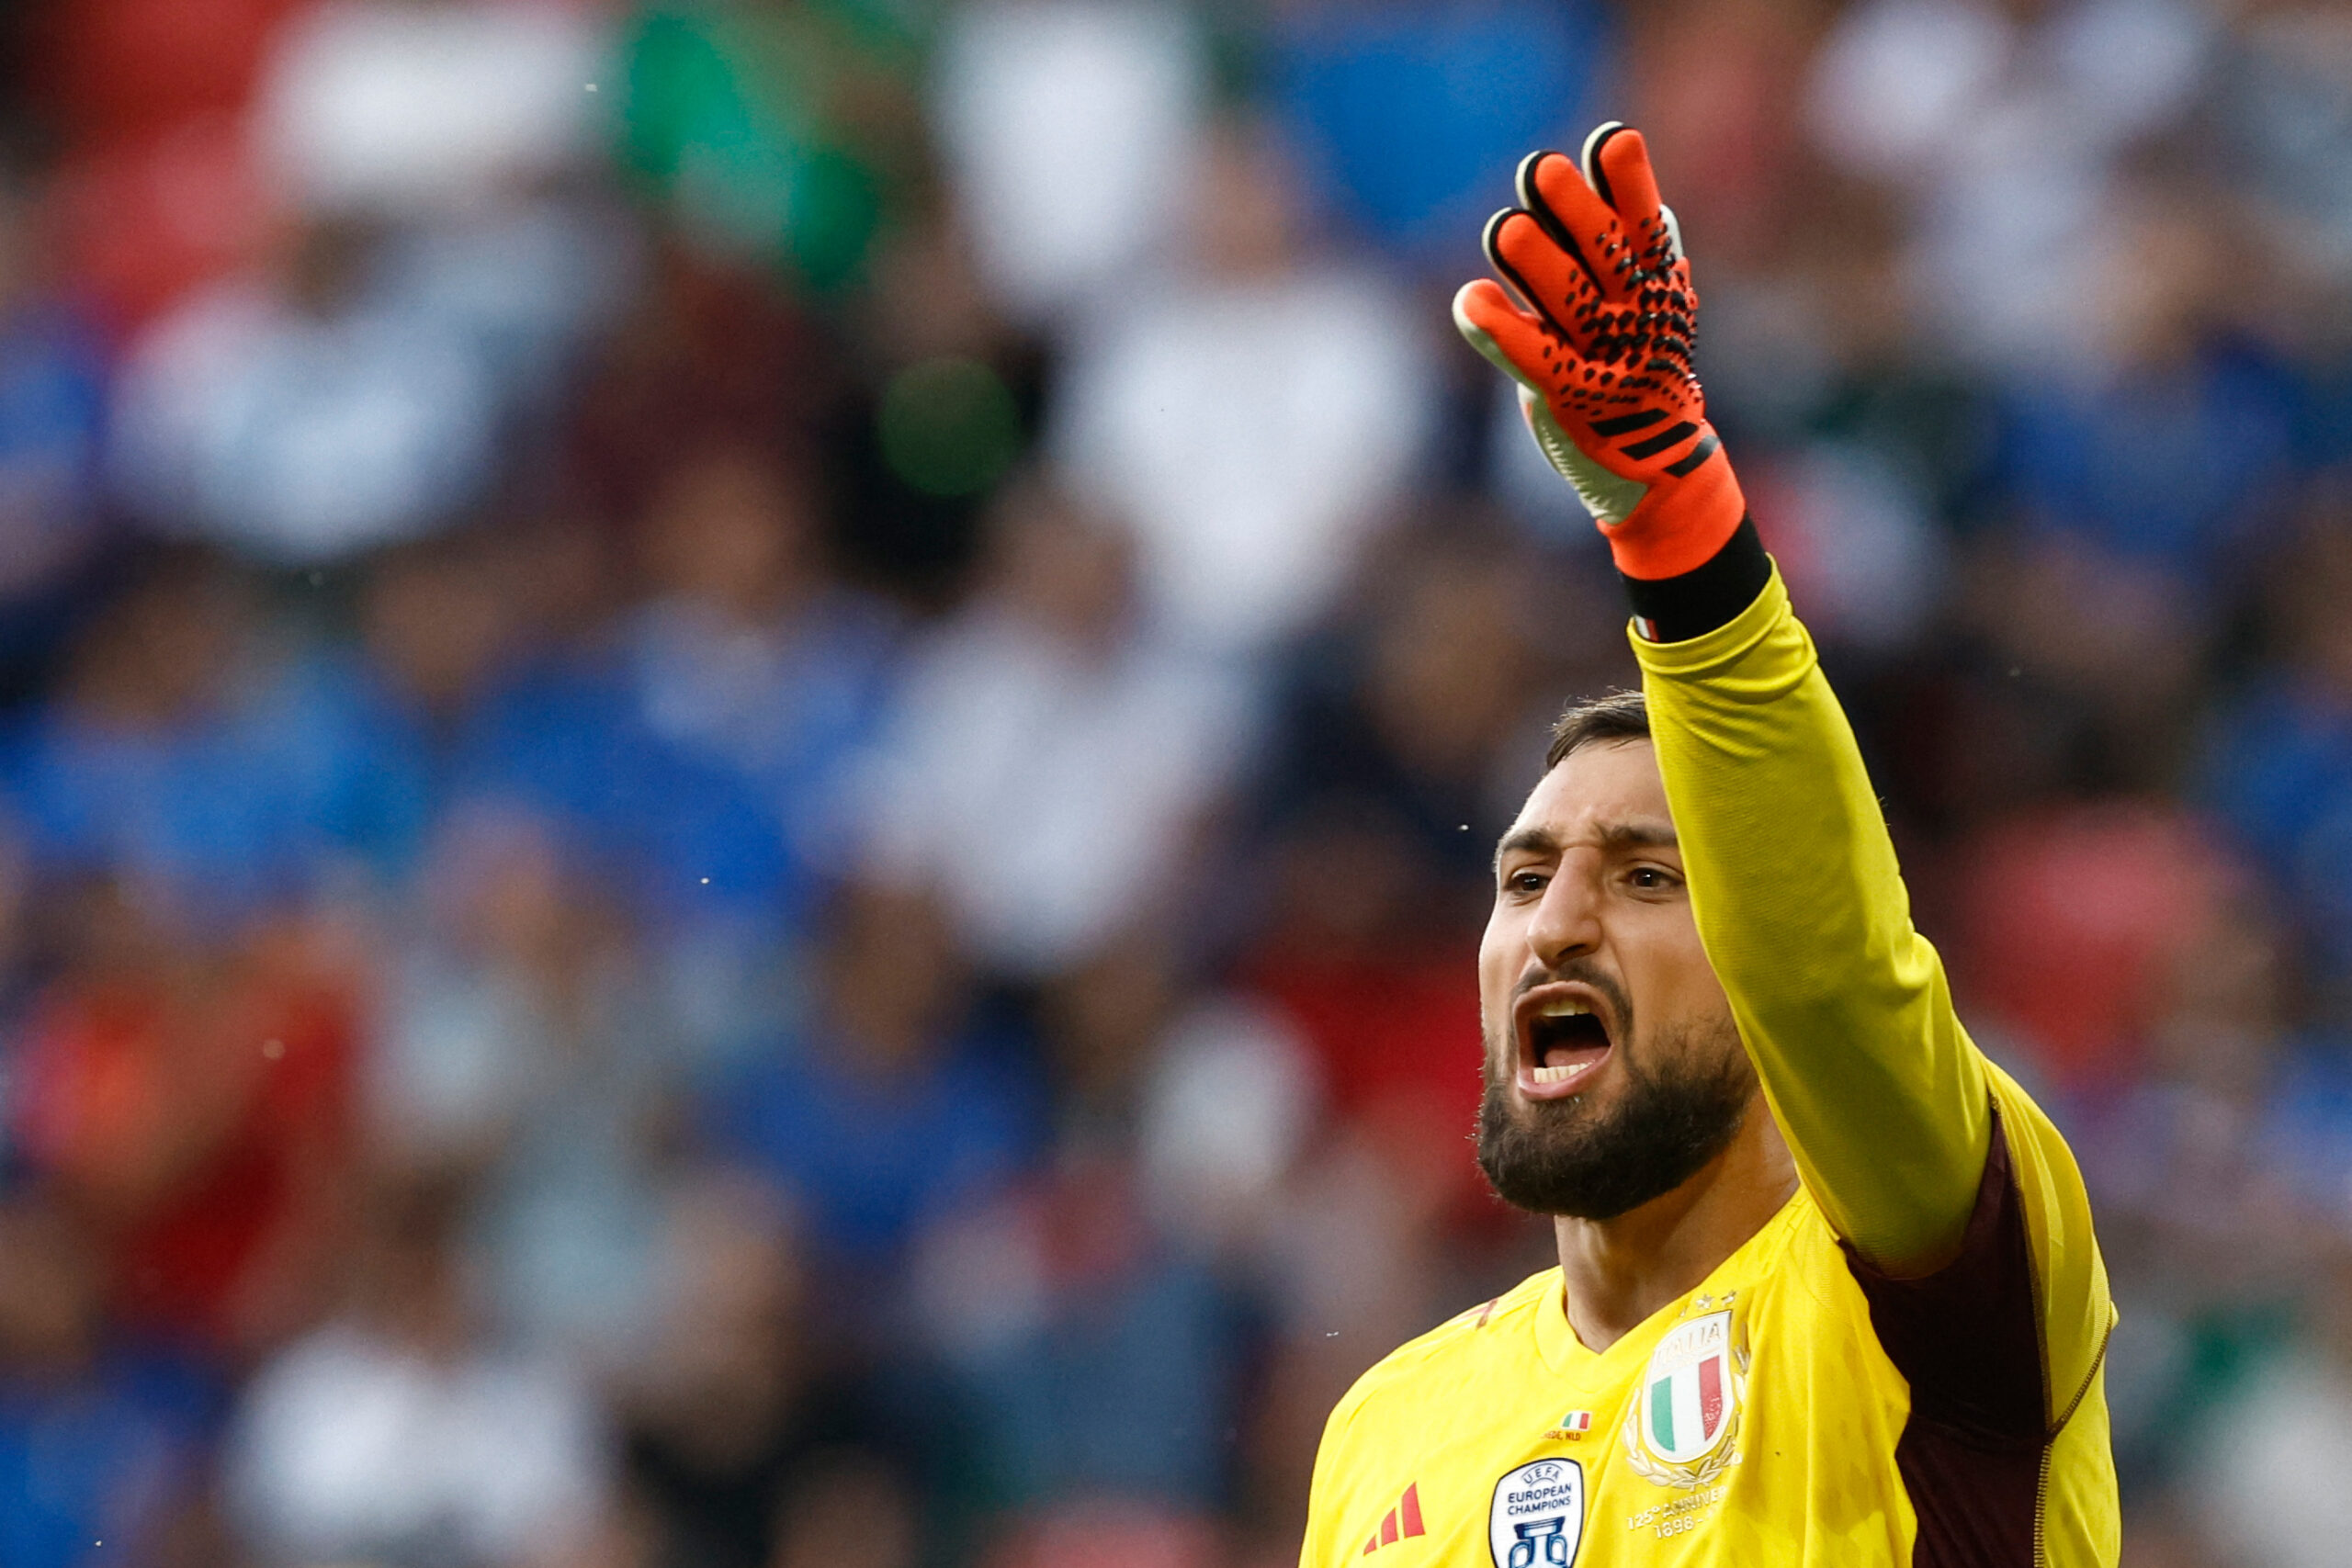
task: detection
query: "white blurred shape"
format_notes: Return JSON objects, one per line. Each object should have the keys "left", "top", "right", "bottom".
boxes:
{"left": 1055, "top": 270, "right": 1435, "bottom": 653}
{"left": 910, "top": 1190, "right": 1050, "bottom": 1359}
{"left": 861, "top": 608, "right": 1255, "bottom": 976}
{"left": 2049, "top": 0, "right": 2210, "bottom": 144}
{"left": 1808, "top": 0, "right": 2211, "bottom": 378}
{"left": 2197, "top": 1348, "right": 2352, "bottom": 1568}
{"left": 934, "top": 0, "right": 1205, "bottom": 325}
{"left": 260, "top": 0, "right": 610, "bottom": 219}
{"left": 1137, "top": 998, "right": 1319, "bottom": 1250}
{"left": 227, "top": 1325, "right": 607, "bottom": 1567}
{"left": 110, "top": 281, "right": 498, "bottom": 563}
{"left": 1808, "top": 0, "right": 2012, "bottom": 182}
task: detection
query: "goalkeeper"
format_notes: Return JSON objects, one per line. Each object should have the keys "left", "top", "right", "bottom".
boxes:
{"left": 1299, "top": 126, "right": 2118, "bottom": 1565}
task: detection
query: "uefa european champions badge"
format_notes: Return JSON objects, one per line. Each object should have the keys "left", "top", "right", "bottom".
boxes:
{"left": 1623, "top": 1308, "right": 1747, "bottom": 1488}
{"left": 1488, "top": 1458, "right": 1584, "bottom": 1567}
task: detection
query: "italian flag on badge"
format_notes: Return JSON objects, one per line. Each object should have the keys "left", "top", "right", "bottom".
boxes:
{"left": 1558, "top": 1410, "right": 1590, "bottom": 1433}
{"left": 1638, "top": 1309, "right": 1736, "bottom": 1466}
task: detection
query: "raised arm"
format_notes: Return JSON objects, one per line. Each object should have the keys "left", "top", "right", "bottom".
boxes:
{"left": 1454, "top": 125, "right": 1984, "bottom": 1273}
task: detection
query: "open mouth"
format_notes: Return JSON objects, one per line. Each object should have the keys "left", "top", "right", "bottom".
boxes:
{"left": 1514, "top": 985, "right": 1615, "bottom": 1100}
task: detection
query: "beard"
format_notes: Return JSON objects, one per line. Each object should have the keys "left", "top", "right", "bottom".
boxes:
{"left": 1475, "top": 975, "right": 1754, "bottom": 1222}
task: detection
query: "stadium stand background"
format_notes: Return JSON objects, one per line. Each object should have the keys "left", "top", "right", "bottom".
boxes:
{"left": 0, "top": 0, "right": 2345, "bottom": 1563}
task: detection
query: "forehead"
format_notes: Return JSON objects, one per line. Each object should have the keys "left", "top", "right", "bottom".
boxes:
{"left": 1511, "top": 738, "right": 1672, "bottom": 840}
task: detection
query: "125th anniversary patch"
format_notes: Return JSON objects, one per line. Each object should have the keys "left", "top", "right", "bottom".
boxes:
{"left": 1488, "top": 1457, "right": 1584, "bottom": 1566}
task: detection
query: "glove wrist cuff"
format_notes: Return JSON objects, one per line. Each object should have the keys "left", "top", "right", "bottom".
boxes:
{"left": 1623, "top": 514, "right": 1769, "bottom": 643}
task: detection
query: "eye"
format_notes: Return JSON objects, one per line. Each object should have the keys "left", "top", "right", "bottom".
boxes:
{"left": 1626, "top": 865, "right": 1678, "bottom": 891}
{"left": 1505, "top": 870, "right": 1547, "bottom": 897}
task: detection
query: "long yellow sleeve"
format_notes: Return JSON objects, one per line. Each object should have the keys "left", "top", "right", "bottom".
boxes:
{"left": 1632, "top": 567, "right": 1987, "bottom": 1275}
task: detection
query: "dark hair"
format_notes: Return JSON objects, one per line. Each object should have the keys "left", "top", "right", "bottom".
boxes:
{"left": 1544, "top": 689, "right": 1650, "bottom": 770}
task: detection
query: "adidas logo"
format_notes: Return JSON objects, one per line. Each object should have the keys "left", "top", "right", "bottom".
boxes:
{"left": 1360, "top": 1483, "right": 1426, "bottom": 1554}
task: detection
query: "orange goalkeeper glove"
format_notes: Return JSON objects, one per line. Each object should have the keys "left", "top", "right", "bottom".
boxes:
{"left": 1454, "top": 123, "right": 1749, "bottom": 597}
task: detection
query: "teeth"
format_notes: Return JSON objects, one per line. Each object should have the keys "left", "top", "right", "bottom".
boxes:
{"left": 1537, "top": 998, "right": 1592, "bottom": 1018}
{"left": 1531, "top": 1064, "right": 1581, "bottom": 1084}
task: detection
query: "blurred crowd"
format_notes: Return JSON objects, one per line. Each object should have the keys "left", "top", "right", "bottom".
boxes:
{"left": 0, "top": 0, "right": 2348, "bottom": 1564}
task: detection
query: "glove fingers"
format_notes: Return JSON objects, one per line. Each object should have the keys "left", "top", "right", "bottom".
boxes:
{"left": 1516, "top": 150, "right": 1623, "bottom": 301}
{"left": 1452, "top": 278, "right": 1554, "bottom": 390}
{"left": 1482, "top": 209, "right": 1594, "bottom": 338}
{"left": 1588, "top": 125, "right": 1683, "bottom": 277}
{"left": 1582, "top": 125, "right": 1658, "bottom": 226}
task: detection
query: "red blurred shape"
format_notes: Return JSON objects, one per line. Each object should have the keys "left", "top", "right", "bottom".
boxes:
{"left": 51, "top": 117, "right": 273, "bottom": 334}
{"left": 1956, "top": 802, "right": 2229, "bottom": 1090}
{"left": 1249, "top": 945, "right": 1487, "bottom": 1213}
{"left": 10, "top": 920, "right": 359, "bottom": 1351}
{"left": 36, "top": 0, "right": 302, "bottom": 147}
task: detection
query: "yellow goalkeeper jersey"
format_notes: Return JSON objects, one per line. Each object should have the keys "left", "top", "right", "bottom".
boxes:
{"left": 1301, "top": 570, "right": 2119, "bottom": 1566}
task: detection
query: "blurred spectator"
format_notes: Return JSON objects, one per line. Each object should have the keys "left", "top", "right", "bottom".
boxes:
{"left": 907, "top": 937, "right": 1311, "bottom": 1533}
{"left": 1053, "top": 121, "right": 1436, "bottom": 655}
{"left": 770, "top": 1448, "right": 923, "bottom": 1568}
{"left": 933, "top": 0, "right": 1206, "bottom": 328}
{"left": 1808, "top": 0, "right": 2214, "bottom": 374}
{"left": 620, "top": 441, "right": 899, "bottom": 908}
{"left": 356, "top": 528, "right": 525, "bottom": 730}
{"left": 1745, "top": 441, "right": 1947, "bottom": 654}
{"left": 3, "top": 547, "right": 408, "bottom": 910}
{"left": 1617, "top": 0, "right": 1823, "bottom": 272}
{"left": 38, "top": 0, "right": 289, "bottom": 332}
{"left": 457, "top": 452, "right": 876, "bottom": 942}
{"left": 7, "top": 884, "right": 359, "bottom": 1350}
{"left": 2205, "top": 0, "right": 2352, "bottom": 282}
{"left": 1238, "top": 524, "right": 1555, "bottom": 1208}
{"left": 223, "top": 1171, "right": 612, "bottom": 1568}
{"left": 1957, "top": 527, "right": 2221, "bottom": 792}
{"left": 708, "top": 877, "right": 1043, "bottom": 1297}
{"left": 913, "top": 1144, "right": 1238, "bottom": 1516}
{"left": 0, "top": 1196, "right": 220, "bottom": 1568}
{"left": 1952, "top": 800, "right": 2232, "bottom": 1091}
{"left": 370, "top": 806, "right": 675, "bottom": 1366}
{"left": 2058, "top": 883, "right": 2329, "bottom": 1484}
{"left": 620, "top": 1173, "right": 923, "bottom": 1568}
{"left": 1238, "top": 801, "right": 1481, "bottom": 1208}
{"left": 566, "top": 243, "right": 844, "bottom": 525}
{"left": 2202, "top": 502, "right": 2352, "bottom": 996}
{"left": 1253, "top": 520, "right": 1561, "bottom": 886}
{"left": 38, "top": 0, "right": 302, "bottom": 149}
{"left": 107, "top": 219, "right": 503, "bottom": 562}
{"left": 1986, "top": 177, "right": 2299, "bottom": 574}
{"left": 1135, "top": 990, "right": 1320, "bottom": 1261}
{"left": 862, "top": 474, "right": 1255, "bottom": 975}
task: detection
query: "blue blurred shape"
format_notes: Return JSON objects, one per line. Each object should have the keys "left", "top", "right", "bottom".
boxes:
{"left": 1271, "top": 0, "right": 1611, "bottom": 267}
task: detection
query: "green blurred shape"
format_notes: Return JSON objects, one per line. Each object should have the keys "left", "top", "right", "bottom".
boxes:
{"left": 621, "top": 2, "right": 926, "bottom": 294}
{"left": 877, "top": 358, "right": 1023, "bottom": 498}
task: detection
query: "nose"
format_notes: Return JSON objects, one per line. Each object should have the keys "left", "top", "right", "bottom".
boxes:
{"left": 1526, "top": 855, "right": 1603, "bottom": 969}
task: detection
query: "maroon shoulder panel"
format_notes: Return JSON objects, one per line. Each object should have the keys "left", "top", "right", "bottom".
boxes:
{"left": 1840, "top": 1106, "right": 2048, "bottom": 1566}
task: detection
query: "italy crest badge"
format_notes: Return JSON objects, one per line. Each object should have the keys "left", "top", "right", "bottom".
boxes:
{"left": 1623, "top": 1308, "right": 1746, "bottom": 1487}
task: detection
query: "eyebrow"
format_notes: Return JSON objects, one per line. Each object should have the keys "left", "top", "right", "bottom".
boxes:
{"left": 1492, "top": 819, "right": 1679, "bottom": 873}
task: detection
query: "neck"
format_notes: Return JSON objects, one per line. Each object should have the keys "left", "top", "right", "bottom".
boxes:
{"left": 1552, "top": 1100, "right": 1797, "bottom": 1353}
